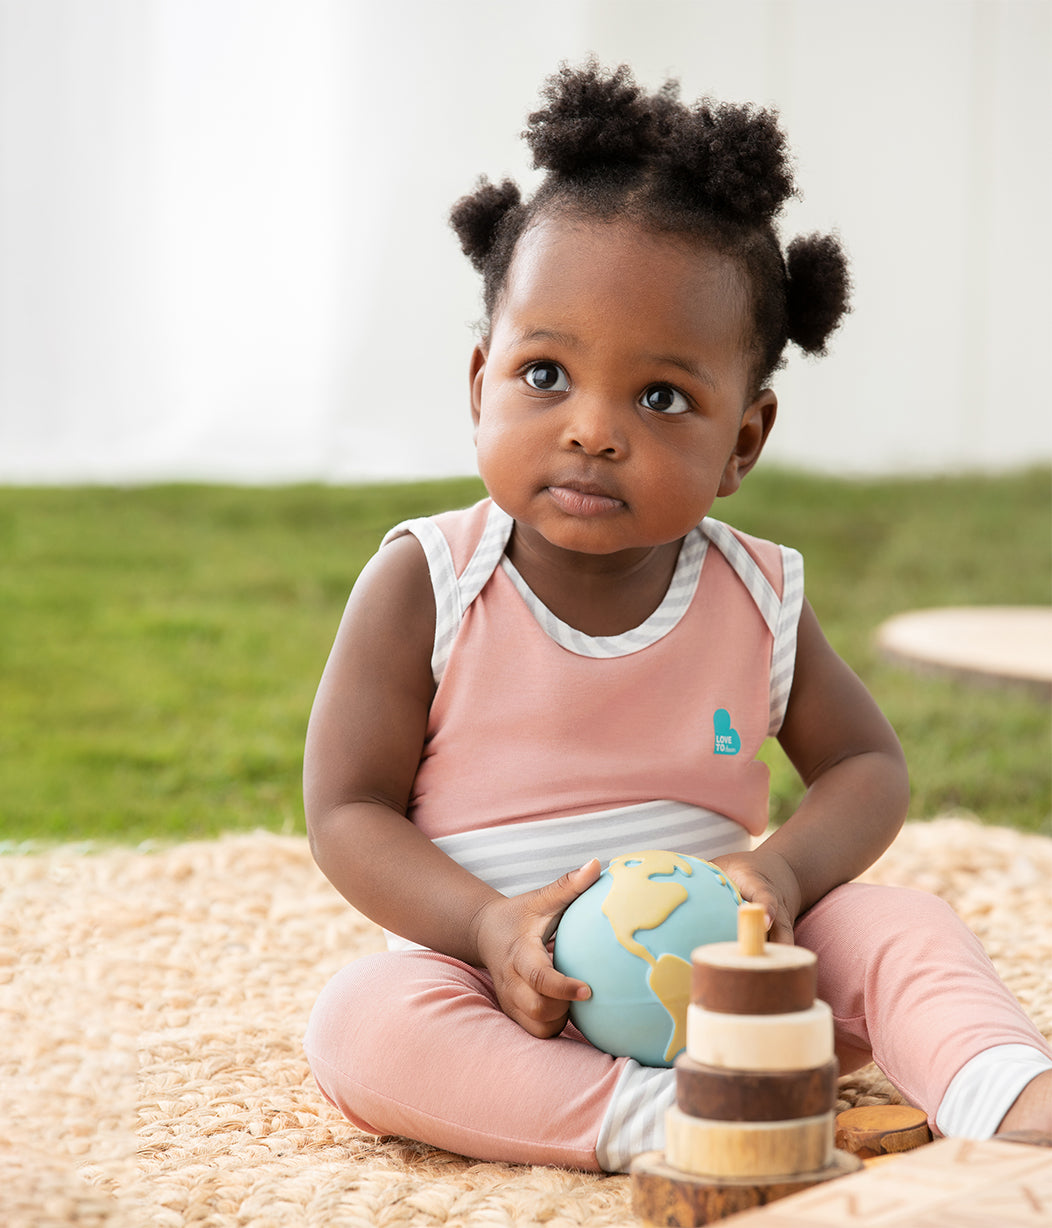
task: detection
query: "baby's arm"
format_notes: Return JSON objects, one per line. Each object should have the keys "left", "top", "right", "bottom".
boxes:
{"left": 713, "top": 599, "right": 909, "bottom": 943}
{"left": 304, "top": 534, "right": 595, "bottom": 1037}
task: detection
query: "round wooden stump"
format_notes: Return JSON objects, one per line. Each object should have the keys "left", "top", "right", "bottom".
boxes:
{"left": 630, "top": 1149, "right": 862, "bottom": 1226}
{"left": 834, "top": 1105, "right": 932, "bottom": 1160}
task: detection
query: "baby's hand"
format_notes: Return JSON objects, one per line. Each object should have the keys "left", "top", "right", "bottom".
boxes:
{"left": 472, "top": 860, "right": 601, "bottom": 1038}
{"left": 710, "top": 848, "right": 802, "bottom": 945}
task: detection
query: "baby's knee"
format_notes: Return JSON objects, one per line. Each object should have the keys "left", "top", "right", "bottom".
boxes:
{"left": 305, "top": 950, "right": 491, "bottom": 1072}
{"left": 304, "top": 950, "right": 497, "bottom": 1134}
{"left": 305, "top": 952, "right": 400, "bottom": 1067}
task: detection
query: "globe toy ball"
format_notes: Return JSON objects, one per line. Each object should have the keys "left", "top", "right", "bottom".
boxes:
{"left": 553, "top": 850, "right": 742, "bottom": 1067}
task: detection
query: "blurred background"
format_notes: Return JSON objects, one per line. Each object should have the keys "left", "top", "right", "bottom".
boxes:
{"left": 2, "top": 0, "right": 1050, "bottom": 486}
{"left": 2, "top": 0, "right": 1049, "bottom": 843}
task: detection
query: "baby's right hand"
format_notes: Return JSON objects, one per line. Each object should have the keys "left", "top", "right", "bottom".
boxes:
{"left": 471, "top": 860, "right": 601, "bottom": 1038}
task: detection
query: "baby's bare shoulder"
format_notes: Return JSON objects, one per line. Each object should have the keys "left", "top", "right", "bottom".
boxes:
{"left": 326, "top": 533, "right": 436, "bottom": 695}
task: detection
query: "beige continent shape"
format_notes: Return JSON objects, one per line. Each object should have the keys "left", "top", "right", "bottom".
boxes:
{"left": 602, "top": 851, "right": 737, "bottom": 1063}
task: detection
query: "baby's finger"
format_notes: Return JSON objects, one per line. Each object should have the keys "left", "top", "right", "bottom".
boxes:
{"left": 522, "top": 950, "right": 592, "bottom": 1005}
{"left": 511, "top": 998, "right": 571, "bottom": 1039}
{"left": 733, "top": 883, "right": 777, "bottom": 924}
{"left": 501, "top": 963, "right": 583, "bottom": 1038}
{"left": 765, "top": 910, "right": 796, "bottom": 946}
{"left": 731, "top": 882, "right": 794, "bottom": 947}
{"left": 532, "top": 859, "right": 602, "bottom": 940}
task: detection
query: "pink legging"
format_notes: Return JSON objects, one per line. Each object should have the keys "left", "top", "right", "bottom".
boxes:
{"left": 304, "top": 883, "right": 1049, "bottom": 1171}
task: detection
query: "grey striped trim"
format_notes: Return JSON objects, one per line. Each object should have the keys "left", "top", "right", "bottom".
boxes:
{"left": 431, "top": 800, "right": 750, "bottom": 898}
{"left": 500, "top": 528, "right": 709, "bottom": 659}
{"left": 595, "top": 1060, "right": 676, "bottom": 1172}
{"left": 381, "top": 517, "right": 464, "bottom": 685}
{"left": 769, "top": 545, "right": 804, "bottom": 734}
{"left": 700, "top": 518, "right": 781, "bottom": 634}
{"left": 456, "top": 500, "right": 514, "bottom": 610}
{"left": 698, "top": 518, "right": 804, "bottom": 735}
{"left": 385, "top": 800, "right": 751, "bottom": 952}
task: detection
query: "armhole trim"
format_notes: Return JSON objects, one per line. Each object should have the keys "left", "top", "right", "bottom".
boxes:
{"left": 380, "top": 502, "right": 512, "bottom": 686}
{"left": 769, "top": 545, "right": 804, "bottom": 735}
{"left": 700, "top": 518, "right": 781, "bottom": 635}
{"left": 700, "top": 519, "right": 804, "bottom": 736}
{"left": 381, "top": 518, "right": 461, "bottom": 685}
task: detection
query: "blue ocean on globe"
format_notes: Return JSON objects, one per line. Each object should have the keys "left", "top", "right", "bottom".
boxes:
{"left": 553, "top": 850, "right": 742, "bottom": 1067}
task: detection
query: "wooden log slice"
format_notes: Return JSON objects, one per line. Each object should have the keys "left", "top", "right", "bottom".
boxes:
{"left": 630, "top": 1148, "right": 862, "bottom": 1227}
{"left": 687, "top": 1001, "right": 833, "bottom": 1071}
{"left": 691, "top": 942, "right": 816, "bottom": 1015}
{"left": 665, "top": 1106, "right": 834, "bottom": 1179}
{"left": 834, "top": 1105, "right": 932, "bottom": 1159}
{"left": 676, "top": 1056, "right": 839, "bottom": 1122}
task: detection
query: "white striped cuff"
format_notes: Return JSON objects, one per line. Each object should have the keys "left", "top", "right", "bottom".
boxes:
{"left": 936, "top": 1043, "right": 1052, "bottom": 1137}
{"left": 595, "top": 1059, "right": 677, "bottom": 1172}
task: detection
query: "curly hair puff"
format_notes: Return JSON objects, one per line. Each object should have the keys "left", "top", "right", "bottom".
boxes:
{"left": 449, "top": 60, "right": 851, "bottom": 392}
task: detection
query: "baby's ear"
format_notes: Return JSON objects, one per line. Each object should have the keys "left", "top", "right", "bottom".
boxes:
{"left": 719, "top": 392, "right": 777, "bottom": 497}
{"left": 469, "top": 343, "right": 488, "bottom": 434}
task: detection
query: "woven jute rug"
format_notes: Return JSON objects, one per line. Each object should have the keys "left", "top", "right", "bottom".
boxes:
{"left": 2, "top": 818, "right": 1050, "bottom": 1227}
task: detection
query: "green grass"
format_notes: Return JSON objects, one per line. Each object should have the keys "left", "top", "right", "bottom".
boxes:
{"left": 0, "top": 470, "right": 1048, "bottom": 845}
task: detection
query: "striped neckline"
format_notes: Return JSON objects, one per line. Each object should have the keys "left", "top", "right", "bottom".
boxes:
{"left": 499, "top": 527, "right": 708, "bottom": 658}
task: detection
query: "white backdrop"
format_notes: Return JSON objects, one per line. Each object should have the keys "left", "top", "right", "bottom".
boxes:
{"left": 1, "top": 0, "right": 1049, "bottom": 484}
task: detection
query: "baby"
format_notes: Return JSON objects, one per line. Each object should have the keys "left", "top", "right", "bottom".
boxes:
{"left": 303, "top": 61, "right": 1051, "bottom": 1170}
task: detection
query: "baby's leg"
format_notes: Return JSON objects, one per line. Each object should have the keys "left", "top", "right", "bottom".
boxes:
{"left": 796, "top": 882, "right": 1052, "bottom": 1136}
{"left": 304, "top": 949, "right": 675, "bottom": 1171}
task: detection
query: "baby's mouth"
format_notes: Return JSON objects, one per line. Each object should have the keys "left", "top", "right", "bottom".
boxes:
{"left": 545, "top": 484, "right": 625, "bottom": 517}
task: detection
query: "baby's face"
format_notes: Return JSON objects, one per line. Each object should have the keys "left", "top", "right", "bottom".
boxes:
{"left": 470, "top": 216, "right": 774, "bottom": 564}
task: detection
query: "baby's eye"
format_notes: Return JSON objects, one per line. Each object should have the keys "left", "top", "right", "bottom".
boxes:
{"left": 641, "top": 384, "right": 690, "bottom": 415}
{"left": 523, "top": 362, "right": 569, "bottom": 392}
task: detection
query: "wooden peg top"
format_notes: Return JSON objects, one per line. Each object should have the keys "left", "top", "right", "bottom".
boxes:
{"left": 691, "top": 912, "right": 817, "bottom": 1012}
{"left": 738, "top": 902, "right": 766, "bottom": 956}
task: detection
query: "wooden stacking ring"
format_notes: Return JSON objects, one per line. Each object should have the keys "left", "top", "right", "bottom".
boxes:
{"left": 691, "top": 941, "right": 817, "bottom": 1015}
{"left": 676, "top": 1056, "right": 839, "bottom": 1122}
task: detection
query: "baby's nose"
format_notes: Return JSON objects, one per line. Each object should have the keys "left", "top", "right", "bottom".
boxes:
{"left": 564, "top": 398, "right": 627, "bottom": 456}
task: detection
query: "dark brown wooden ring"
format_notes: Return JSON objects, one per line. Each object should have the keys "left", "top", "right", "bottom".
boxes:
{"left": 691, "top": 959, "right": 817, "bottom": 1015}
{"left": 675, "top": 1055, "right": 839, "bottom": 1122}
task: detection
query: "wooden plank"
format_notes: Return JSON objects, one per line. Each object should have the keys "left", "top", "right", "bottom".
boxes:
{"left": 716, "top": 1136, "right": 1052, "bottom": 1225}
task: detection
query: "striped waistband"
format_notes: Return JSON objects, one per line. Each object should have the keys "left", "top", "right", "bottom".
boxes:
{"left": 385, "top": 801, "right": 751, "bottom": 951}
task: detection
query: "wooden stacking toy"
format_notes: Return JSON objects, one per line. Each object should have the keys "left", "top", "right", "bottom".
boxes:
{"left": 631, "top": 903, "right": 862, "bottom": 1226}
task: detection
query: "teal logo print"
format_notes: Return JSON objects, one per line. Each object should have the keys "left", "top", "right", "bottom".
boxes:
{"left": 713, "top": 709, "right": 741, "bottom": 756}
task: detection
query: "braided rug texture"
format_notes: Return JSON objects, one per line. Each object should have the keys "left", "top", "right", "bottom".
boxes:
{"left": 2, "top": 818, "right": 1050, "bottom": 1227}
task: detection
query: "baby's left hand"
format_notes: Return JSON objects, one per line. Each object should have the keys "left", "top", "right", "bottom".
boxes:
{"left": 710, "top": 848, "right": 803, "bottom": 945}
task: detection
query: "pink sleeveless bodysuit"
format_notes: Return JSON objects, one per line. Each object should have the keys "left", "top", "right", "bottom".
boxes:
{"left": 381, "top": 497, "right": 802, "bottom": 906}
